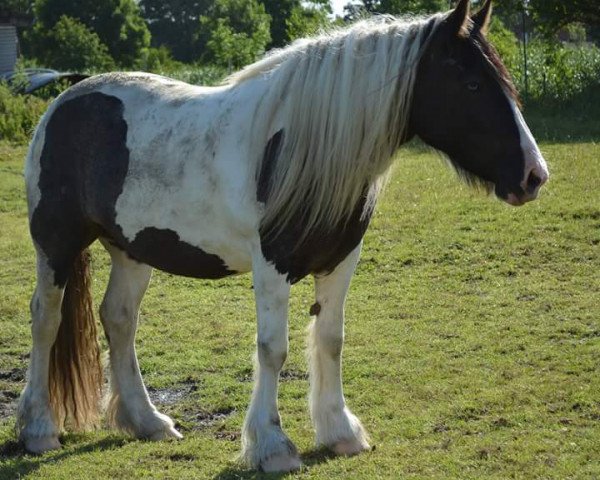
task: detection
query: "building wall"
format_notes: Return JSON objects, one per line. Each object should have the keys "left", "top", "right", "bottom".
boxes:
{"left": 0, "top": 25, "right": 18, "bottom": 73}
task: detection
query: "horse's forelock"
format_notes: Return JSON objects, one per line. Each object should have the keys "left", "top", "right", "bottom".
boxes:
{"left": 473, "top": 32, "right": 521, "bottom": 108}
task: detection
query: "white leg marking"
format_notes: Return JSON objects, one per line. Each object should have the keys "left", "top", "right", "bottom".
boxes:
{"left": 100, "top": 241, "right": 181, "bottom": 441}
{"left": 240, "top": 252, "right": 301, "bottom": 472}
{"left": 17, "top": 250, "right": 64, "bottom": 453}
{"left": 309, "top": 244, "right": 370, "bottom": 456}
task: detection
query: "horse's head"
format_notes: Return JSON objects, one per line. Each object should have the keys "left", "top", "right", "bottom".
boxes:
{"left": 409, "top": 0, "right": 548, "bottom": 206}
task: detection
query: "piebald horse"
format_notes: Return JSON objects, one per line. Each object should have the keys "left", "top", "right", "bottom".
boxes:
{"left": 17, "top": 0, "right": 548, "bottom": 472}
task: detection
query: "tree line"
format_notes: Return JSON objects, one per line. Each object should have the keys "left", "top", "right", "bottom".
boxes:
{"left": 3, "top": 0, "right": 600, "bottom": 72}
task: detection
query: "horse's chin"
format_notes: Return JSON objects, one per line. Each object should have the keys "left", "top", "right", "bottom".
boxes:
{"left": 495, "top": 187, "right": 536, "bottom": 207}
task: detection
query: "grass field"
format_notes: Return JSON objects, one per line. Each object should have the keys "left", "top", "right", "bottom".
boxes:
{"left": 0, "top": 124, "right": 599, "bottom": 479}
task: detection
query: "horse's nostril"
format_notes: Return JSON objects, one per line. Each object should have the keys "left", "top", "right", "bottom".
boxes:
{"left": 526, "top": 171, "right": 542, "bottom": 194}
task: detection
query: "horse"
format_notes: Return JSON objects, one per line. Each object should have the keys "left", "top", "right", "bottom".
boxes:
{"left": 16, "top": 0, "right": 548, "bottom": 472}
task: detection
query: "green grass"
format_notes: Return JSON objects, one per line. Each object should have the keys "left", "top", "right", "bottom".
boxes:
{"left": 0, "top": 126, "right": 599, "bottom": 479}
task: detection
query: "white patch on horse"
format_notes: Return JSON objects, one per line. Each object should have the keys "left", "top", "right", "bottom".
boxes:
{"left": 510, "top": 99, "right": 549, "bottom": 195}
{"left": 24, "top": 110, "right": 51, "bottom": 216}
{"left": 102, "top": 76, "right": 267, "bottom": 273}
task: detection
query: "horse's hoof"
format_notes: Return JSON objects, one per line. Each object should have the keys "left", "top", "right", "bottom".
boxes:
{"left": 332, "top": 438, "right": 370, "bottom": 456}
{"left": 148, "top": 426, "right": 183, "bottom": 441}
{"left": 24, "top": 436, "right": 61, "bottom": 454}
{"left": 260, "top": 452, "right": 302, "bottom": 473}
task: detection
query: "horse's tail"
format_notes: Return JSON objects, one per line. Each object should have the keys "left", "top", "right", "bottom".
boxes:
{"left": 48, "top": 248, "right": 103, "bottom": 431}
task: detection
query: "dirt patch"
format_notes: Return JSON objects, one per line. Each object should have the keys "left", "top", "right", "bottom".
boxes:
{"left": 237, "top": 369, "right": 307, "bottom": 383}
{"left": 214, "top": 429, "right": 240, "bottom": 441}
{"left": 185, "top": 407, "right": 236, "bottom": 430}
{"left": 0, "top": 440, "right": 25, "bottom": 459}
{"left": 147, "top": 380, "right": 199, "bottom": 406}
{"left": 0, "top": 368, "right": 26, "bottom": 382}
{"left": 0, "top": 390, "right": 19, "bottom": 419}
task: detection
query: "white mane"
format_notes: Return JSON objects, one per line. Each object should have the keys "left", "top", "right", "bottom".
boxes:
{"left": 228, "top": 14, "right": 445, "bottom": 239}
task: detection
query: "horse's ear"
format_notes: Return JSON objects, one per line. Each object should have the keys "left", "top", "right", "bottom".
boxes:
{"left": 472, "top": 0, "right": 493, "bottom": 36}
{"left": 447, "top": 0, "right": 471, "bottom": 38}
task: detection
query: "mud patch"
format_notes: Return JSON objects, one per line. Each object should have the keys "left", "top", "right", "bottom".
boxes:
{"left": 147, "top": 380, "right": 199, "bottom": 406}
{"left": 280, "top": 369, "right": 308, "bottom": 381}
{"left": 237, "top": 368, "right": 307, "bottom": 383}
{"left": 0, "top": 390, "right": 19, "bottom": 419}
{"left": 0, "top": 368, "right": 25, "bottom": 382}
{"left": 214, "top": 429, "right": 240, "bottom": 441}
{"left": 184, "top": 406, "right": 236, "bottom": 430}
{"left": 0, "top": 440, "right": 25, "bottom": 459}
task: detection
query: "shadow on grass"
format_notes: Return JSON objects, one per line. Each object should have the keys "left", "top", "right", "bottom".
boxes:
{"left": 0, "top": 434, "right": 130, "bottom": 479}
{"left": 213, "top": 448, "right": 338, "bottom": 479}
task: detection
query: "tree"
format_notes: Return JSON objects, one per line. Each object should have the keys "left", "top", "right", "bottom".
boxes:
{"left": 1, "top": 0, "right": 33, "bottom": 15}
{"left": 32, "top": 15, "right": 114, "bottom": 71}
{"left": 286, "top": 2, "right": 332, "bottom": 41}
{"left": 528, "top": 0, "right": 600, "bottom": 36}
{"left": 262, "top": 0, "right": 331, "bottom": 48}
{"left": 26, "top": 0, "right": 150, "bottom": 67}
{"left": 343, "top": 0, "right": 450, "bottom": 20}
{"left": 198, "top": 0, "right": 271, "bottom": 69}
{"left": 139, "top": 0, "right": 211, "bottom": 63}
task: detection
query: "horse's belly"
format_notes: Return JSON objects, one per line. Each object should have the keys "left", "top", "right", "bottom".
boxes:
{"left": 109, "top": 226, "right": 249, "bottom": 279}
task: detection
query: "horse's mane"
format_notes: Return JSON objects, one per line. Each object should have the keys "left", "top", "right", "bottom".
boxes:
{"left": 228, "top": 14, "right": 444, "bottom": 241}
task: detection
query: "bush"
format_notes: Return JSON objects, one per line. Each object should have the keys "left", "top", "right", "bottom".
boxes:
{"left": 488, "top": 17, "right": 521, "bottom": 76}
{"left": 199, "top": 0, "right": 271, "bottom": 69}
{"left": 137, "top": 46, "right": 182, "bottom": 73}
{"left": 30, "top": 15, "right": 115, "bottom": 72}
{"left": 0, "top": 83, "right": 50, "bottom": 144}
{"left": 156, "top": 65, "right": 228, "bottom": 86}
{"left": 522, "top": 40, "right": 600, "bottom": 103}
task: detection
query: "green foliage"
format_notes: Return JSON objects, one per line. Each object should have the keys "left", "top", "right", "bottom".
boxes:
{"left": 24, "top": 0, "right": 150, "bottom": 68}
{"left": 198, "top": 0, "right": 271, "bottom": 69}
{"left": 159, "top": 65, "right": 228, "bottom": 86}
{"left": 0, "top": 83, "right": 49, "bottom": 144}
{"left": 2, "top": 0, "right": 32, "bottom": 15}
{"left": 286, "top": 3, "right": 331, "bottom": 41}
{"left": 263, "top": 0, "right": 331, "bottom": 48}
{"left": 528, "top": 0, "right": 600, "bottom": 37}
{"left": 29, "top": 15, "right": 115, "bottom": 71}
{"left": 139, "top": 0, "right": 211, "bottom": 63}
{"left": 344, "top": 0, "right": 448, "bottom": 19}
{"left": 136, "top": 46, "right": 182, "bottom": 73}
{"left": 519, "top": 40, "right": 600, "bottom": 104}
{"left": 487, "top": 17, "right": 520, "bottom": 76}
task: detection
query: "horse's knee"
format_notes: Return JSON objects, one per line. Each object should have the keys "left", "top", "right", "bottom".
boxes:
{"left": 318, "top": 332, "right": 343, "bottom": 358}
{"left": 311, "top": 315, "right": 344, "bottom": 358}
{"left": 100, "top": 299, "right": 135, "bottom": 338}
{"left": 29, "top": 290, "right": 63, "bottom": 342}
{"left": 257, "top": 339, "right": 287, "bottom": 371}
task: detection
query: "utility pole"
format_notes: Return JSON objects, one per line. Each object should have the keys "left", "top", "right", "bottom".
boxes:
{"left": 522, "top": 0, "right": 529, "bottom": 99}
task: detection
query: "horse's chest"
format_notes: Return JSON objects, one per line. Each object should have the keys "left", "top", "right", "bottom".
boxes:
{"left": 260, "top": 199, "right": 371, "bottom": 284}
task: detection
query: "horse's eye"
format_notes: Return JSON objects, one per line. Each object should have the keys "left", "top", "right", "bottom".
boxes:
{"left": 467, "top": 81, "right": 480, "bottom": 92}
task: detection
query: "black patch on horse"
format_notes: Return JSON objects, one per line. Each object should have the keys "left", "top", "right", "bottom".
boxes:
{"left": 260, "top": 194, "right": 371, "bottom": 284}
{"left": 126, "top": 227, "right": 234, "bottom": 279}
{"left": 257, "top": 129, "right": 284, "bottom": 203}
{"left": 30, "top": 92, "right": 129, "bottom": 287}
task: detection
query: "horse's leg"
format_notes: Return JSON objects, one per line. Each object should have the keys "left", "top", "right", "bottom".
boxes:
{"left": 100, "top": 240, "right": 181, "bottom": 440}
{"left": 309, "top": 244, "right": 370, "bottom": 456}
{"left": 17, "top": 250, "right": 64, "bottom": 453}
{"left": 240, "top": 254, "right": 300, "bottom": 472}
